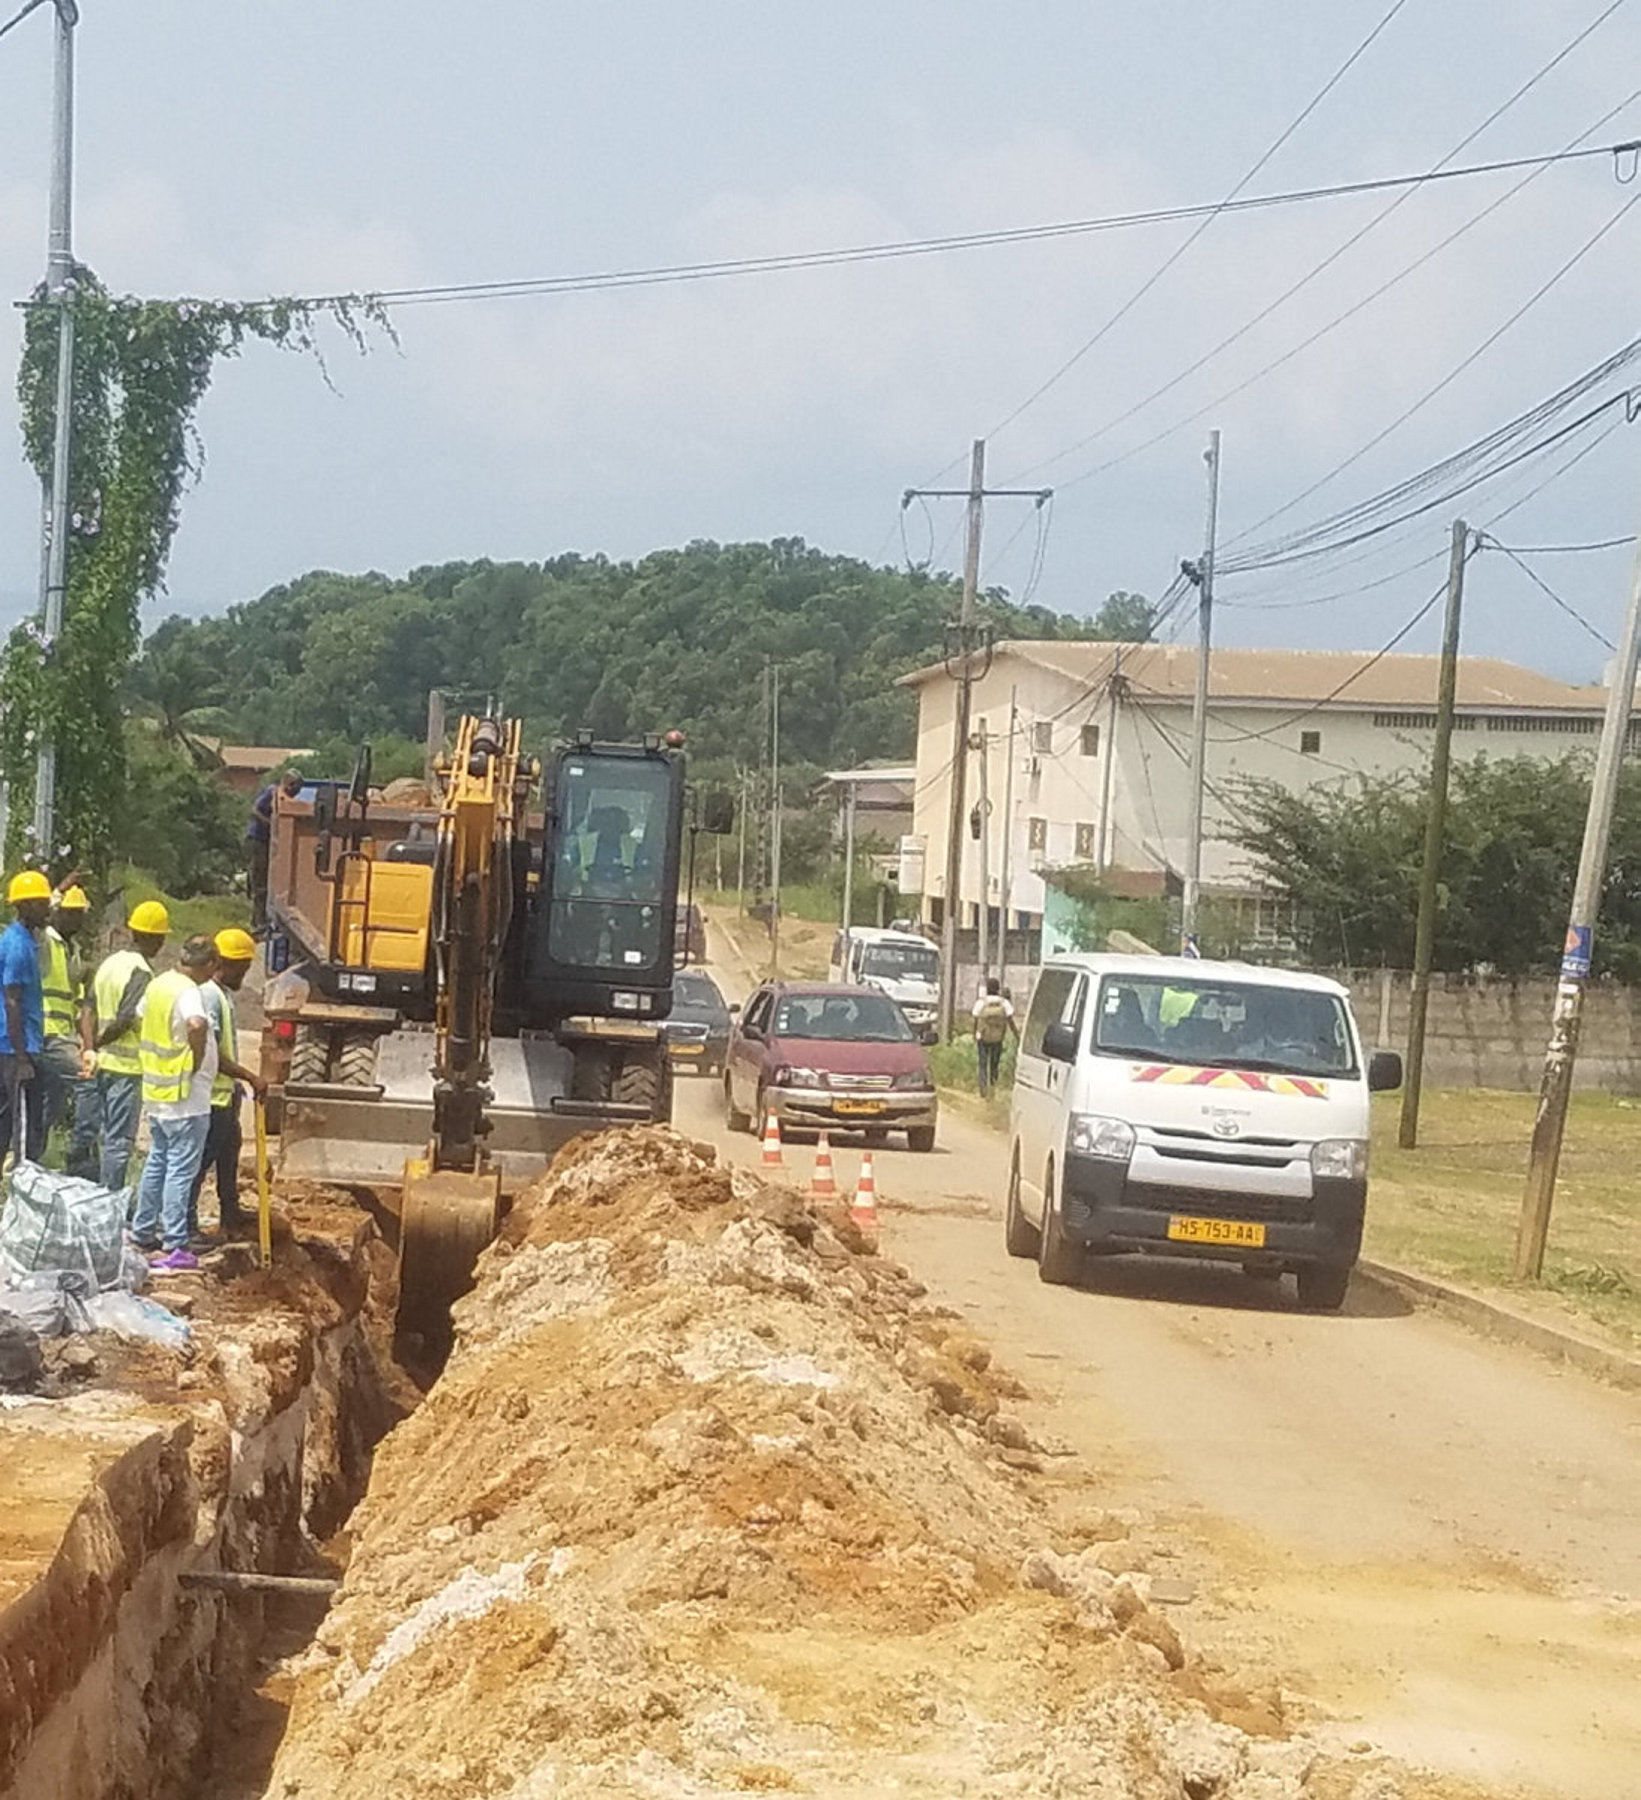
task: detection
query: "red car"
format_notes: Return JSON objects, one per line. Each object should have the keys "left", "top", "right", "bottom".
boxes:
{"left": 724, "top": 981, "right": 938, "bottom": 1151}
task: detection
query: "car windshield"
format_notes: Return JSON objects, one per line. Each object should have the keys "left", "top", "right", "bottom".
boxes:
{"left": 861, "top": 942, "right": 938, "bottom": 983}
{"left": 1093, "top": 974, "right": 1357, "bottom": 1078}
{"left": 773, "top": 993, "right": 914, "bottom": 1043}
{"left": 673, "top": 971, "right": 724, "bottom": 1014}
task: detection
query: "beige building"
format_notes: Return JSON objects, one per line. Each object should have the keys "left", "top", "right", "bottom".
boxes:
{"left": 899, "top": 641, "right": 1615, "bottom": 935}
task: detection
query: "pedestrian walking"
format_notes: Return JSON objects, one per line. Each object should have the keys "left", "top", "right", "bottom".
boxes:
{"left": 37, "top": 883, "right": 90, "bottom": 1141}
{"left": 971, "top": 977, "right": 1017, "bottom": 1100}
{"left": 77, "top": 900, "right": 169, "bottom": 1190}
{"left": 132, "top": 935, "right": 219, "bottom": 1271}
{"left": 247, "top": 770, "right": 302, "bottom": 932}
{"left": 189, "top": 927, "right": 266, "bottom": 1242}
{"left": 0, "top": 871, "right": 52, "bottom": 1168}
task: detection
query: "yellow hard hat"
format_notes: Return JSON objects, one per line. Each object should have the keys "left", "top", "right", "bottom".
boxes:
{"left": 127, "top": 899, "right": 171, "bottom": 936}
{"left": 7, "top": 870, "right": 51, "bottom": 904}
{"left": 57, "top": 885, "right": 90, "bottom": 911}
{"left": 214, "top": 926, "right": 257, "bottom": 962}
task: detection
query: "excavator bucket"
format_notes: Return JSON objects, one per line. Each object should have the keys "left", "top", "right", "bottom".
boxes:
{"left": 396, "top": 1156, "right": 503, "bottom": 1346}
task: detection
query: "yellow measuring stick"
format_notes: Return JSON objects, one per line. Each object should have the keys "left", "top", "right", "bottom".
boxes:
{"left": 254, "top": 1097, "right": 273, "bottom": 1270}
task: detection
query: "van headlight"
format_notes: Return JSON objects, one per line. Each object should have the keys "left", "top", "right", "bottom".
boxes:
{"left": 1068, "top": 1115, "right": 1136, "bottom": 1162}
{"left": 1310, "top": 1138, "right": 1369, "bottom": 1180}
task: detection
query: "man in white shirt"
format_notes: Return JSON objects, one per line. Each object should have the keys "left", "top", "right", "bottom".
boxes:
{"left": 132, "top": 936, "right": 220, "bottom": 1271}
{"left": 971, "top": 978, "right": 1017, "bottom": 1098}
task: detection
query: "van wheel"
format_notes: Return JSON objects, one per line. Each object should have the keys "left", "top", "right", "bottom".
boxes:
{"left": 724, "top": 1075, "right": 750, "bottom": 1133}
{"left": 1036, "top": 1163, "right": 1081, "bottom": 1286}
{"left": 1004, "top": 1150, "right": 1039, "bottom": 1258}
{"left": 1296, "top": 1263, "right": 1352, "bottom": 1312}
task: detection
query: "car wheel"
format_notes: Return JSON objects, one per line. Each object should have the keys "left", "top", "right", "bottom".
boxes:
{"left": 1036, "top": 1161, "right": 1082, "bottom": 1286}
{"left": 1004, "top": 1147, "right": 1039, "bottom": 1258}
{"left": 905, "top": 1125, "right": 936, "bottom": 1153}
{"left": 1296, "top": 1262, "right": 1352, "bottom": 1312}
{"left": 724, "top": 1074, "right": 750, "bottom": 1133}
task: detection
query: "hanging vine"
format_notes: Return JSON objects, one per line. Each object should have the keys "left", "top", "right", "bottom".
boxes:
{"left": 2, "top": 265, "right": 389, "bottom": 875}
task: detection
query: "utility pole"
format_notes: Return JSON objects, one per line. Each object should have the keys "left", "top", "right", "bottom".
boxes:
{"left": 736, "top": 766, "right": 749, "bottom": 915}
{"left": 904, "top": 444, "right": 1051, "bottom": 1037}
{"left": 973, "top": 721, "right": 991, "bottom": 983}
{"left": 840, "top": 776, "right": 858, "bottom": 964}
{"left": 998, "top": 689, "right": 1017, "bottom": 997}
{"left": 1181, "top": 430, "right": 1222, "bottom": 951}
{"left": 32, "top": 0, "right": 79, "bottom": 862}
{"left": 1399, "top": 519, "right": 1471, "bottom": 1150}
{"left": 1097, "top": 648, "right": 1122, "bottom": 871}
{"left": 1516, "top": 523, "right": 1641, "bottom": 1279}
{"left": 769, "top": 662, "right": 783, "bottom": 977}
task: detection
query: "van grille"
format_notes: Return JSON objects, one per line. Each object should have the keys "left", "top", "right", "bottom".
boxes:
{"left": 1123, "top": 1182, "right": 1313, "bottom": 1226}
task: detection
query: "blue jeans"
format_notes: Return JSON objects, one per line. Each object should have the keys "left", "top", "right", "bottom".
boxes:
{"left": 36, "top": 1036, "right": 82, "bottom": 1139}
{"left": 87, "top": 1070, "right": 142, "bottom": 1191}
{"left": 132, "top": 1113, "right": 212, "bottom": 1253}
{"left": 976, "top": 1039, "right": 1004, "bottom": 1097}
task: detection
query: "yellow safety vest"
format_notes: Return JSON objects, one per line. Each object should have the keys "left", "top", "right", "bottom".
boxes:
{"left": 207, "top": 982, "right": 238, "bottom": 1110}
{"left": 92, "top": 949, "right": 152, "bottom": 1076}
{"left": 40, "top": 928, "right": 81, "bottom": 1040}
{"left": 139, "top": 969, "right": 195, "bottom": 1106}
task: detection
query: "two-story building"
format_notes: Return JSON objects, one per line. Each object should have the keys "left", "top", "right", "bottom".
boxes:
{"left": 900, "top": 640, "right": 1613, "bottom": 939}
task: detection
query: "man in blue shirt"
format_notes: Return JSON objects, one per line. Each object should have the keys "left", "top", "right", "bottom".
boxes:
{"left": 0, "top": 871, "right": 53, "bottom": 1168}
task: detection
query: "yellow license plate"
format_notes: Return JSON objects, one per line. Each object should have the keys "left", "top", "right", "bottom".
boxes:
{"left": 1167, "top": 1215, "right": 1266, "bottom": 1248}
{"left": 670, "top": 1044, "right": 705, "bottom": 1056}
{"left": 833, "top": 1099, "right": 886, "bottom": 1116}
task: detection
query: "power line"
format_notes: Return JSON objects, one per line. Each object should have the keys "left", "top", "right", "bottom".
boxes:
{"left": 1479, "top": 536, "right": 1617, "bottom": 649}
{"left": 0, "top": 0, "right": 50, "bottom": 44}
{"left": 977, "top": 0, "right": 1419, "bottom": 445}
{"left": 1490, "top": 533, "right": 1635, "bottom": 553}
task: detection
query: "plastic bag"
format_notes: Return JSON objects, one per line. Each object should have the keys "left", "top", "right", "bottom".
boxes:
{"left": 0, "top": 1270, "right": 94, "bottom": 1337}
{"left": 0, "top": 1162, "right": 135, "bottom": 1291}
{"left": 81, "top": 1291, "right": 190, "bottom": 1352}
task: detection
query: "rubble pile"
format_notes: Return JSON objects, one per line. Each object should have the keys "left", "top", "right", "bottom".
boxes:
{"left": 262, "top": 1130, "right": 1388, "bottom": 1799}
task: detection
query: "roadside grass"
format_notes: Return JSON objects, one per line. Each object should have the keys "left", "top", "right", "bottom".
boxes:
{"left": 702, "top": 893, "right": 833, "bottom": 983}
{"left": 928, "top": 1037, "right": 1016, "bottom": 1132}
{"left": 1367, "top": 1088, "right": 1641, "bottom": 1353}
{"left": 111, "top": 864, "right": 249, "bottom": 945}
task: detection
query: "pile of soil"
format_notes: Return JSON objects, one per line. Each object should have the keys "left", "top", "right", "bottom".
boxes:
{"left": 261, "top": 1130, "right": 1405, "bottom": 1798}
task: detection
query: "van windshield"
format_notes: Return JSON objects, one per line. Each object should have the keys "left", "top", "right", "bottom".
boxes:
{"left": 861, "top": 942, "right": 938, "bottom": 983}
{"left": 1093, "top": 974, "right": 1357, "bottom": 1079}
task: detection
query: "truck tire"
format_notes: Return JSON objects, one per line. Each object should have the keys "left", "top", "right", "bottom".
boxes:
{"left": 1036, "top": 1163, "right": 1082, "bottom": 1286}
{"left": 1296, "top": 1263, "right": 1352, "bottom": 1312}
{"left": 612, "top": 1050, "right": 664, "bottom": 1117}
{"left": 287, "top": 1026, "right": 327, "bottom": 1088}
{"left": 335, "top": 1029, "right": 379, "bottom": 1088}
{"left": 1004, "top": 1149, "right": 1039, "bottom": 1259}
{"left": 570, "top": 1044, "right": 613, "bottom": 1103}
{"left": 724, "top": 1074, "right": 751, "bottom": 1133}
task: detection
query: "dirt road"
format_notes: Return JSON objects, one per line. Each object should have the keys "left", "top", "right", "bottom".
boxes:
{"left": 672, "top": 962, "right": 1641, "bottom": 1799}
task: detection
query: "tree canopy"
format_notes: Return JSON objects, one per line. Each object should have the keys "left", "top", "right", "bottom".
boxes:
{"left": 137, "top": 542, "right": 1149, "bottom": 773}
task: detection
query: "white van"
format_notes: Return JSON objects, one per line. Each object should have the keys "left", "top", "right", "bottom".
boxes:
{"left": 829, "top": 926, "right": 940, "bottom": 1042}
{"left": 1006, "top": 953, "right": 1402, "bottom": 1310}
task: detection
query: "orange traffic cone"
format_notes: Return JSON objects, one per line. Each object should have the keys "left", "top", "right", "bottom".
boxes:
{"left": 850, "top": 1150, "right": 880, "bottom": 1241}
{"left": 811, "top": 1132, "right": 837, "bottom": 1199}
{"left": 761, "top": 1110, "right": 785, "bottom": 1169}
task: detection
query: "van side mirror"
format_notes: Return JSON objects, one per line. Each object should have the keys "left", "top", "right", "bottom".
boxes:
{"left": 1368, "top": 1049, "right": 1403, "bottom": 1093}
{"left": 1042, "top": 1021, "right": 1079, "bottom": 1063}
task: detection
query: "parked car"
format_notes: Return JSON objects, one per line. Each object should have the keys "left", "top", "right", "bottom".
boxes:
{"left": 662, "top": 967, "right": 733, "bottom": 1076}
{"left": 724, "top": 981, "right": 938, "bottom": 1151}
{"left": 1005, "top": 953, "right": 1401, "bottom": 1309}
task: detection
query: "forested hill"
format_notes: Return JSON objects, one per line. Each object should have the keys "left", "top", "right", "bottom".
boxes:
{"left": 135, "top": 540, "right": 1150, "bottom": 773}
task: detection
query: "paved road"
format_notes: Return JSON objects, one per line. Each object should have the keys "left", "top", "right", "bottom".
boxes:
{"left": 678, "top": 938, "right": 1641, "bottom": 1798}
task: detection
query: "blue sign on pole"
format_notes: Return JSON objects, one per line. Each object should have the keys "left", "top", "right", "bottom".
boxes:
{"left": 1561, "top": 924, "right": 1593, "bottom": 980}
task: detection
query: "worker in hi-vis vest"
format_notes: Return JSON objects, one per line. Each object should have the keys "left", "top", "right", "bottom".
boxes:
{"left": 131, "top": 934, "right": 219, "bottom": 1271}
{"left": 38, "top": 884, "right": 91, "bottom": 1144}
{"left": 76, "top": 900, "right": 169, "bottom": 1190}
{"left": 188, "top": 927, "right": 267, "bottom": 1241}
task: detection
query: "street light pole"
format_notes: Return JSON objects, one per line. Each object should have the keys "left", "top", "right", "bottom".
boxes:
{"left": 32, "top": 0, "right": 79, "bottom": 862}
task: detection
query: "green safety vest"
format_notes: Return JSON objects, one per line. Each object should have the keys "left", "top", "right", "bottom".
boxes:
{"left": 139, "top": 969, "right": 195, "bottom": 1106}
{"left": 40, "top": 928, "right": 81, "bottom": 1041}
{"left": 93, "top": 949, "right": 152, "bottom": 1076}
{"left": 206, "top": 982, "right": 238, "bottom": 1110}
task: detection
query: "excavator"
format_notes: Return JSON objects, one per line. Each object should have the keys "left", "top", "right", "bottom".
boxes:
{"left": 261, "top": 713, "right": 721, "bottom": 1341}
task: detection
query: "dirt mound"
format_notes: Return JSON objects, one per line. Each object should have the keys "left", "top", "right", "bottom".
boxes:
{"left": 261, "top": 1130, "right": 1398, "bottom": 1798}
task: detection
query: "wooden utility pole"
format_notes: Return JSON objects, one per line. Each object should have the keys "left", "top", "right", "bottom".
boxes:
{"left": 1399, "top": 519, "right": 1471, "bottom": 1150}
{"left": 1097, "top": 648, "right": 1122, "bottom": 871}
{"left": 1516, "top": 525, "right": 1641, "bottom": 1278}
{"left": 769, "top": 662, "right": 783, "bottom": 977}
{"left": 1182, "top": 431, "right": 1222, "bottom": 950}
{"left": 903, "top": 445, "right": 1051, "bottom": 1038}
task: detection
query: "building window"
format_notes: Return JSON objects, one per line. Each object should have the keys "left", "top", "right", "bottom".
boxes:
{"left": 1485, "top": 714, "right": 1599, "bottom": 734}
{"left": 1373, "top": 711, "right": 1477, "bottom": 731}
{"left": 1075, "top": 822, "right": 1097, "bottom": 860}
{"left": 1080, "top": 722, "right": 1100, "bottom": 757}
{"left": 1299, "top": 730, "right": 1321, "bottom": 756}
{"left": 1027, "top": 816, "right": 1048, "bottom": 852}
{"left": 1032, "top": 720, "right": 1053, "bottom": 755}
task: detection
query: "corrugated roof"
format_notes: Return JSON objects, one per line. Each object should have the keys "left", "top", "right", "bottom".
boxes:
{"left": 899, "top": 640, "right": 1608, "bottom": 712}
{"left": 198, "top": 739, "right": 314, "bottom": 768}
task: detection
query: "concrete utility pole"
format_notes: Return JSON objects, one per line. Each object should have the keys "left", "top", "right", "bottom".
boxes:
{"left": 1097, "top": 647, "right": 1122, "bottom": 871}
{"left": 1516, "top": 525, "right": 1641, "bottom": 1279}
{"left": 32, "top": 0, "right": 80, "bottom": 861}
{"left": 998, "top": 688, "right": 1017, "bottom": 996}
{"left": 1399, "top": 519, "right": 1471, "bottom": 1150}
{"left": 973, "top": 720, "right": 991, "bottom": 983}
{"left": 1181, "top": 431, "right": 1222, "bottom": 950}
{"left": 904, "top": 444, "right": 1051, "bottom": 1038}
{"left": 840, "top": 776, "right": 858, "bottom": 967}
{"left": 769, "top": 662, "right": 782, "bottom": 977}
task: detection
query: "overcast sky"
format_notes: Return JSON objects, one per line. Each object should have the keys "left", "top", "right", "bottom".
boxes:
{"left": 2, "top": 0, "right": 1640, "bottom": 679}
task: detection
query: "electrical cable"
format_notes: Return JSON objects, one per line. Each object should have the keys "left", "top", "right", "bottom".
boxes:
{"left": 0, "top": 0, "right": 49, "bottom": 43}
{"left": 1489, "top": 533, "right": 1635, "bottom": 553}
{"left": 1007, "top": 0, "right": 1636, "bottom": 485}
{"left": 1477, "top": 536, "right": 1617, "bottom": 648}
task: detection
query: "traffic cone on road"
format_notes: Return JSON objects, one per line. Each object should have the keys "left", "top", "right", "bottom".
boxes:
{"left": 761, "top": 1110, "right": 785, "bottom": 1170}
{"left": 849, "top": 1150, "right": 880, "bottom": 1242}
{"left": 811, "top": 1132, "right": 837, "bottom": 1199}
